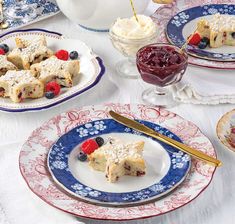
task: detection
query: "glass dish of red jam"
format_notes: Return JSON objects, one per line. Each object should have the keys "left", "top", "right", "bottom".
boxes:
{"left": 136, "top": 43, "right": 188, "bottom": 107}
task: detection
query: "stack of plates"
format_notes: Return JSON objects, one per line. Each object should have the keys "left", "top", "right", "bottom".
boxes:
{"left": 19, "top": 103, "right": 217, "bottom": 221}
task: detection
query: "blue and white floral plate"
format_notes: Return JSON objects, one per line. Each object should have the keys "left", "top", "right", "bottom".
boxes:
{"left": 2, "top": 0, "right": 60, "bottom": 34}
{"left": 47, "top": 118, "right": 191, "bottom": 206}
{"left": 166, "top": 4, "right": 235, "bottom": 62}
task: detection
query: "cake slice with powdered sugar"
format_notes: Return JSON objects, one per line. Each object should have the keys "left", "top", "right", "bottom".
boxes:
{"left": 196, "top": 13, "right": 235, "bottom": 48}
{"left": 7, "top": 36, "right": 54, "bottom": 69}
{"left": 0, "top": 70, "right": 44, "bottom": 103}
{"left": 88, "top": 137, "right": 146, "bottom": 183}
{"left": 30, "top": 56, "right": 80, "bottom": 87}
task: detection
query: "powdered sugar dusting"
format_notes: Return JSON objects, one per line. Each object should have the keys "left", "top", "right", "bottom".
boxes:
{"left": 97, "top": 137, "right": 144, "bottom": 163}
{"left": 208, "top": 13, "right": 235, "bottom": 32}
{"left": 0, "top": 70, "right": 38, "bottom": 86}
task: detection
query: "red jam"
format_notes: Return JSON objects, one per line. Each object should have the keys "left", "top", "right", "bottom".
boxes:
{"left": 136, "top": 44, "right": 188, "bottom": 87}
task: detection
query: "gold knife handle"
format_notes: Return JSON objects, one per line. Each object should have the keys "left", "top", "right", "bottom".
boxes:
{"left": 148, "top": 131, "right": 222, "bottom": 167}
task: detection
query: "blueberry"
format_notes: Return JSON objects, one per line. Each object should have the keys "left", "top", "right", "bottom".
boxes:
{"left": 201, "top": 37, "right": 210, "bottom": 45}
{"left": 0, "top": 44, "right": 9, "bottom": 53}
{"left": 77, "top": 151, "right": 87, "bottom": 161}
{"left": 232, "top": 32, "right": 235, "bottom": 39}
{"left": 198, "top": 41, "right": 207, "bottom": 49}
{"left": 69, "top": 51, "right": 79, "bottom": 60}
{"left": 95, "top": 136, "right": 104, "bottom": 147}
{"left": 45, "top": 91, "right": 55, "bottom": 99}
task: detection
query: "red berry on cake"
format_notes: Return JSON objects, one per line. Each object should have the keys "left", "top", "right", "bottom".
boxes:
{"left": 45, "top": 81, "right": 61, "bottom": 96}
{"left": 0, "top": 48, "right": 5, "bottom": 55}
{"left": 55, "top": 50, "right": 69, "bottom": 61}
{"left": 81, "top": 139, "right": 99, "bottom": 155}
{"left": 188, "top": 33, "right": 201, "bottom": 46}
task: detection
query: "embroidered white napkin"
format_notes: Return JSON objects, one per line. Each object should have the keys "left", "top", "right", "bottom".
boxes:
{"left": 172, "top": 65, "right": 235, "bottom": 104}
{"left": 0, "top": 142, "right": 84, "bottom": 224}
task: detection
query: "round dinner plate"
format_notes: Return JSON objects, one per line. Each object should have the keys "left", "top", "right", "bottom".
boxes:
{"left": 166, "top": 4, "right": 235, "bottom": 62}
{"left": 0, "top": 29, "right": 105, "bottom": 112}
{"left": 19, "top": 104, "right": 217, "bottom": 220}
{"left": 47, "top": 118, "right": 191, "bottom": 206}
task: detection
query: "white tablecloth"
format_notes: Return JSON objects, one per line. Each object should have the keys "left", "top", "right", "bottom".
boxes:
{"left": 1, "top": 12, "right": 235, "bottom": 224}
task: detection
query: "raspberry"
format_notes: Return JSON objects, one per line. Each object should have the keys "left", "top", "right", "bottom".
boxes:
{"left": 81, "top": 139, "right": 99, "bottom": 155}
{"left": 55, "top": 50, "right": 69, "bottom": 61}
{"left": 45, "top": 81, "right": 61, "bottom": 96}
{"left": 0, "top": 48, "right": 5, "bottom": 55}
{"left": 188, "top": 33, "right": 201, "bottom": 46}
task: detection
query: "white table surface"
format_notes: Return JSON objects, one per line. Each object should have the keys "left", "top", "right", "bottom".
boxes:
{"left": 1, "top": 11, "right": 235, "bottom": 224}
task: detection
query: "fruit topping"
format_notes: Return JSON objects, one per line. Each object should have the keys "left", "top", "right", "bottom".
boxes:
{"left": 0, "top": 44, "right": 9, "bottom": 53}
{"left": 95, "top": 136, "right": 104, "bottom": 147}
{"left": 45, "top": 81, "right": 61, "bottom": 96}
{"left": 138, "top": 46, "right": 186, "bottom": 68}
{"left": 55, "top": 50, "right": 69, "bottom": 61}
{"left": 188, "top": 33, "right": 201, "bottom": 45}
{"left": 198, "top": 40, "right": 207, "bottom": 49}
{"left": 69, "top": 51, "right": 79, "bottom": 60}
{"left": 201, "top": 37, "right": 210, "bottom": 45}
{"left": 0, "top": 48, "right": 5, "bottom": 55}
{"left": 81, "top": 139, "right": 99, "bottom": 155}
{"left": 45, "top": 91, "right": 55, "bottom": 99}
{"left": 77, "top": 151, "right": 87, "bottom": 161}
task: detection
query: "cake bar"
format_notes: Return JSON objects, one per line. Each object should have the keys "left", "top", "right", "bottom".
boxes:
{"left": 88, "top": 137, "right": 146, "bottom": 183}
{"left": 0, "top": 70, "right": 44, "bottom": 103}
{"left": 30, "top": 56, "right": 80, "bottom": 87}
{"left": 7, "top": 36, "right": 54, "bottom": 69}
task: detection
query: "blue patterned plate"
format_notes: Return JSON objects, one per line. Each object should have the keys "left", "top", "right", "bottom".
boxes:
{"left": 166, "top": 4, "right": 235, "bottom": 62}
{"left": 47, "top": 118, "right": 191, "bottom": 206}
{"left": 2, "top": 0, "right": 60, "bottom": 34}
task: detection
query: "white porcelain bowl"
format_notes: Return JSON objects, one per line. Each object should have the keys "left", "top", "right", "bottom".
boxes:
{"left": 56, "top": 0, "right": 151, "bottom": 31}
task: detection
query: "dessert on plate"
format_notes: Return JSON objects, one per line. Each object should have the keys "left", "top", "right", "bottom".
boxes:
{"left": 88, "top": 137, "right": 146, "bottom": 183}
{"left": 31, "top": 56, "right": 80, "bottom": 87}
{"left": 7, "top": 36, "right": 54, "bottom": 69}
{"left": 188, "top": 13, "right": 235, "bottom": 49}
{"left": 0, "top": 35, "right": 81, "bottom": 103}
{"left": 0, "top": 55, "right": 18, "bottom": 76}
{"left": 0, "top": 70, "right": 44, "bottom": 103}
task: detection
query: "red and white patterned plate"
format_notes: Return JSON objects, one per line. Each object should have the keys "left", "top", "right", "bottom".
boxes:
{"left": 19, "top": 103, "right": 217, "bottom": 220}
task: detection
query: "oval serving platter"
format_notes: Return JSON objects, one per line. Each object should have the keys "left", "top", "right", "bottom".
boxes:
{"left": 47, "top": 118, "right": 191, "bottom": 206}
{"left": 166, "top": 4, "right": 235, "bottom": 62}
{"left": 0, "top": 29, "right": 105, "bottom": 112}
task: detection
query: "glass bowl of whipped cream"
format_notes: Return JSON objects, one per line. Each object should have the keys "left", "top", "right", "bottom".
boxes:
{"left": 109, "top": 15, "right": 158, "bottom": 79}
